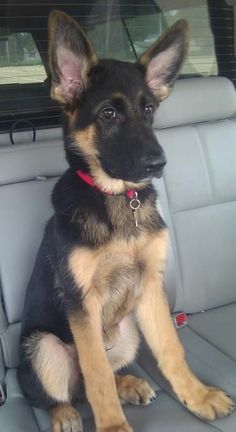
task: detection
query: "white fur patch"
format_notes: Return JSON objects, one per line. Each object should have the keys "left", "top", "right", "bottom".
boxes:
{"left": 106, "top": 316, "right": 140, "bottom": 371}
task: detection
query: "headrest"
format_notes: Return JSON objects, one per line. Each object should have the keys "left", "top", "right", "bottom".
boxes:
{"left": 0, "top": 142, "right": 67, "bottom": 186}
{"left": 154, "top": 77, "right": 236, "bottom": 129}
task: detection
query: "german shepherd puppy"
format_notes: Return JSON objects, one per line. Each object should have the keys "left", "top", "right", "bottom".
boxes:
{"left": 18, "top": 10, "right": 234, "bottom": 432}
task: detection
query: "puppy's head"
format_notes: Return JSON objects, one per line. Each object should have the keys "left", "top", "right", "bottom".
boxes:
{"left": 48, "top": 11, "right": 188, "bottom": 193}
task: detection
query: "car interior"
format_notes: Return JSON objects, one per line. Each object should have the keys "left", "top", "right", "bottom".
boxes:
{"left": 0, "top": 0, "right": 236, "bottom": 431}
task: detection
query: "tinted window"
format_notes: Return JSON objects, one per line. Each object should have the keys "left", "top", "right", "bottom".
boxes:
{"left": 0, "top": 32, "right": 46, "bottom": 85}
{"left": 0, "top": 0, "right": 230, "bottom": 134}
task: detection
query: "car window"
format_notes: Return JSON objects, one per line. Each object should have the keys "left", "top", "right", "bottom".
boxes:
{"left": 157, "top": 0, "right": 218, "bottom": 77}
{"left": 0, "top": 0, "right": 233, "bottom": 134}
{"left": 86, "top": 2, "right": 166, "bottom": 61}
{"left": 0, "top": 32, "right": 46, "bottom": 85}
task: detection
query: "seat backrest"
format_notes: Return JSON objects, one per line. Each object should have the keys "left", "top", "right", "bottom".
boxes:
{"left": 1, "top": 76, "right": 235, "bottom": 372}
{"left": 155, "top": 77, "right": 236, "bottom": 314}
{"left": 0, "top": 127, "right": 63, "bottom": 147}
{"left": 0, "top": 140, "right": 67, "bottom": 370}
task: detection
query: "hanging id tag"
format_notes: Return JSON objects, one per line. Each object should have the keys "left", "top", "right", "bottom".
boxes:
{"left": 129, "top": 192, "right": 141, "bottom": 227}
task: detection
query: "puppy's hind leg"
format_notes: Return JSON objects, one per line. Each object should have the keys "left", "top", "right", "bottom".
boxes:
{"left": 23, "top": 332, "right": 83, "bottom": 432}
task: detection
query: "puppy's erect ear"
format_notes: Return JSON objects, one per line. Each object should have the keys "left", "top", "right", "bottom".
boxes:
{"left": 48, "top": 10, "right": 98, "bottom": 105}
{"left": 138, "top": 20, "right": 189, "bottom": 101}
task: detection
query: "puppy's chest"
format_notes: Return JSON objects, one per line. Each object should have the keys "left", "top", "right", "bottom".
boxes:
{"left": 69, "top": 237, "right": 147, "bottom": 326}
{"left": 99, "top": 252, "right": 142, "bottom": 327}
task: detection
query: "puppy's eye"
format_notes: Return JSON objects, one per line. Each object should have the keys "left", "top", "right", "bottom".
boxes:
{"left": 144, "top": 104, "right": 153, "bottom": 116}
{"left": 102, "top": 107, "right": 117, "bottom": 119}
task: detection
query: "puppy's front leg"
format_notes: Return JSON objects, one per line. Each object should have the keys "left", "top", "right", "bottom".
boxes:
{"left": 69, "top": 296, "right": 132, "bottom": 432}
{"left": 137, "top": 229, "right": 234, "bottom": 420}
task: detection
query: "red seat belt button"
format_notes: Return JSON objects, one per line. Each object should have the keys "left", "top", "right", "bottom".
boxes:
{"left": 174, "top": 312, "right": 188, "bottom": 328}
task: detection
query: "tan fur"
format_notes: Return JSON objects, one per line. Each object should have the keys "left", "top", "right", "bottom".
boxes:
{"left": 50, "top": 86, "right": 68, "bottom": 104}
{"left": 139, "top": 199, "right": 157, "bottom": 224}
{"left": 91, "top": 163, "right": 128, "bottom": 194}
{"left": 25, "top": 332, "right": 79, "bottom": 402}
{"left": 154, "top": 85, "right": 171, "bottom": 101}
{"left": 71, "top": 126, "right": 148, "bottom": 195}
{"left": 72, "top": 126, "right": 140, "bottom": 195}
{"left": 115, "top": 374, "right": 155, "bottom": 405}
{"left": 73, "top": 125, "right": 98, "bottom": 159}
{"left": 98, "top": 423, "right": 133, "bottom": 432}
{"left": 112, "top": 92, "right": 126, "bottom": 100}
{"left": 109, "top": 92, "right": 137, "bottom": 115}
{"left": 51, "top": 403, "right": 82, "bottom": 432}
{"left": 69, "top": 238, "right": 134, "bottom": 297}
{"left": 90, "top": 161, "right": 147, "bottom": 194}
{"left": 69, "top": 307, "right": 127, "bottom": 430}
{"left": 140, "top": 228, "right": 169, "bottom": 272}
{"left": 68, "top": 229, "right": 168, "bottom": 336}
{"left": 68, "top": 231, "right": 157, "bottom": 318}
{"left": 90, "top": 160, "right": 147, "bottom": 195}
{"left": 69, "top": 247, "right": 100, "bottom": 298}
{"left": 69, "top": 239, "right": 142, "bottom": 365}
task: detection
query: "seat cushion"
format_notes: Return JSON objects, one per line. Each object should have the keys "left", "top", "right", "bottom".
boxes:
{"left": 138, "top": 308, "right": 236, "bottom": 432}
{"left": 188, "top": 303, "right": 236, "bottom": 362}
{"left": 0, "top": 141, "right": 66, "bottom": 186}
{"left": 1, "top": 368, "right": 220, "bottom": 432}
{"left": 0, "top": 369, "right": 40, "bottom": 432}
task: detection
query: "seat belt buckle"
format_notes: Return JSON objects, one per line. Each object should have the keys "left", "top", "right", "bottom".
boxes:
{"left": 173, "top": 312, "right": 188, "bottom": 329}
{"left": 0, "top": 384, "right": 5, "bottom": 406}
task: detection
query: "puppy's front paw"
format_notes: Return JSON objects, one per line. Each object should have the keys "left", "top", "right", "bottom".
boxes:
{"left": 183, "top": 386, "right": 235, "bottom": 420}
{"left": 98, "top": 421, "right": 133, "bottom": 432}
{"left": 51, "top": 404, "right": 83, "bottom": 432}
{"left": 116, "top": 374, "right": 156, "bottom": 406}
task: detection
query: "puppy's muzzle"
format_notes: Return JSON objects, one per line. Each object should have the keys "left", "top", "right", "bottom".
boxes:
{"left": 140, "top": 150, "right": 167, "bottom": 177}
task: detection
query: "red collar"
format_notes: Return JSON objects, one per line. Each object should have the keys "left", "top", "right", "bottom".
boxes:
{"left": 76, "top": 170, "right": 136, "bottom": 199}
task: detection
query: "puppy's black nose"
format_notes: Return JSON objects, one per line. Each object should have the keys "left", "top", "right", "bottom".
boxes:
{"left": 140, "top": 153, "right": 167, "bottom": 172}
